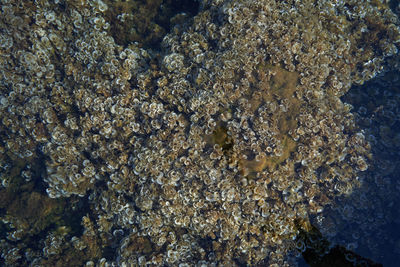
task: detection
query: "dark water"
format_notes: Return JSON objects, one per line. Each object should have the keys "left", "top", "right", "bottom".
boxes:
{"left": 297, "top": 69, "right": 400, "bottom": 267}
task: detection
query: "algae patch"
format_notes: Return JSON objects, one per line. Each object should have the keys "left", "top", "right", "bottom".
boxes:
{"left": 206, "top": 64, "right": 300, "bottom": 175}
{"left": 242, "top": 64, "right": 300, "bottom": 173}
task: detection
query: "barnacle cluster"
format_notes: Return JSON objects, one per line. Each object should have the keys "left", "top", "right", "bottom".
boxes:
{"left": 1, "top": 0, "right": 400, "bottom": 266}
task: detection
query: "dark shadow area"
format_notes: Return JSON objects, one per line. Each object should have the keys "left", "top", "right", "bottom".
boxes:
{"left": 104, "top": 0, "right": 200, "bottom": 49}
{"left": 296, "top": 221, "right": 382, "bottom": 267}
{"left": 298, "top": 66, "right": 400, "bottom": 267}
{"left": 0, "top": 149, "right": 96, "bottom": 266}
{"left": 339, "top": 68, "right": 400, "bottom": 266}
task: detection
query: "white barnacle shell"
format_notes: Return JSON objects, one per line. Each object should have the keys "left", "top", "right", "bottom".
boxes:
{"left": 163, "top": 53, "right": 184, "bottom": 72}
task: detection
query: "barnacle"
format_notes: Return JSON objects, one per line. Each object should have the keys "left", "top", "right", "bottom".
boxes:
{"left": 1, "top": 0, "right": 399, "bottom": 266}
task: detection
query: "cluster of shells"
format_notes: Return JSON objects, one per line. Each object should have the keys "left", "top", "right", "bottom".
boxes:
{"left": 1, "top": 0, "right": 399, "bottom": 266}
